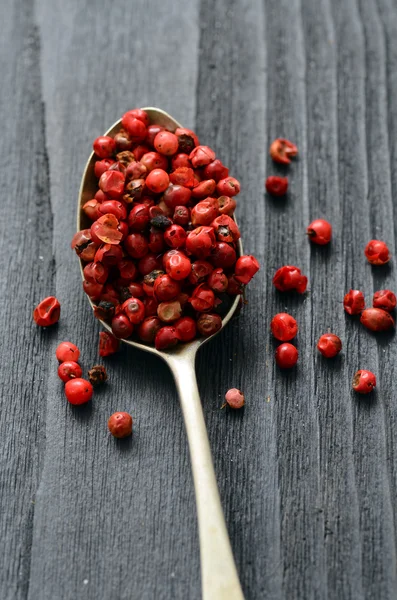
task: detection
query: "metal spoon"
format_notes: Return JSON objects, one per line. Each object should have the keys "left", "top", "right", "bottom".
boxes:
{"left": 78, "top": 108, "right": 245, "bottom": 600}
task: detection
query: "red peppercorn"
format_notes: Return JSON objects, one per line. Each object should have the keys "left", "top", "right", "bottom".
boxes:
{"left": 145, "top": 168, "right": 170, "bottom": 193}
{"left": 94, "top": 243, "right": 123, "bottom": 267}
{"left": 127, "top": 204, "right": 149, "bottom": 231}
{"left": 138, "top": 253, "right": 162, "bottom": 277}
{"left": 196, "top": 313, "right": 222, "bottom": 336}
{"left": 146, "top": 124, "right": 165, "bottom": 146}
{"left": 317, "top": 333, "right": 342, "bottom": 358}
{"left": 186, "top": 227, "right": 216, "bottom": 259}
{"left": 269, "top": 138, "right": 298, "bottom": 164}
{"left": 71, "top": 230, "right": 98, "bottom": 263}
{"left": 138, "top": 317, "right": 162, "bottom": 343}
{"left": 210, "top": 242, "right": 237, "bottom": 269}
{"left": 155, "top": 326, "right": 180, "bottom": 350}
{"left": 191, "top": 198, "right": 219, "bottom": 227}
{"left": 121, "top": 111, "right": 147, "bottom": 142}
{"left": 191, "top": 179, "right": 216, "bottom": 200}
{"left": 164, "top": 224, "right": 187, "bottom": 249}
{"left": 33, "top": 296, "right": 61, "bottom": 327}
{"left": 126, "top": 161, "right": 147, "bottom": 180}
{"left": 164, "top": 250, "right": 192, "bottom": 280}
{"left": 360, "top": 308, "right": 395, "bottom": 332}
{"left": 153, "top": 274, "right": 181, "bottom": 302}
{"left": 275, "top": 343, "right": 298, "bottom": 368}
{"left": 140, "top": 151, "right": 168, "bottom": 173}
{"left": 99, "top": 331, "right": 120, "bottom": 356}
{"left": 169, "top": 167, "right": 196, "bottom": 188}
{"left": 203, "top": 159, "right": 229, "bottom": 182}
{"left": 65, "top": 378, "right": 93, "bottom": 405}
{"left": 99, "top": 170, "right": 125, "bottom": 199}
{"left": 373, "top": 290, "right": 396, "bottom": 312}
{"left": 265, "top": 176, "right": 288, "bottom": 197}
{"left": 83, "top": 261, "right": 109, "bottom": 285}
{"left": 91, "top": 214, "right": 123, "bottom": 246}
{"left": 343, "top": 289, "right": 365, "bottom": 315}
{"left": 307, "top": 219, "right": 332, "bottom": 245}
{"left": 56, "top": 342, "right": 80, "bottom": 363}
{"left": 270, "top": 313, "right": 298, "bottom": 341}
{"left": 157, "top": 300, "right": 182, "bottom": 322}
{"left": 83, "top": 199, "right": 101, "bottom": 221}
{"left": 98, "top": 200, "right": 127, "bottom": 222}
{"left": 273, "top": 265, "right": 307, "bottom": 294}
{"left": 211, "top": 215, "right": 240, "bottom": 243}
{"left": 144, "top": 295, "right": 159, "bottom": 317}
{"left": 207, "top": 268, "right": 228, "bottom": 292}
{"left": 173, "top": 205, "right": 190, "bottom": 226}
{"left": 114, "top": 130, "right": 133, "bottom": 151}
{"left": 163, "top": 184, "right": 192, "bottom": 208}
{"left": 126, "top": 108, "right": 149, "bottom": 127}
{"left": 154, "top": 131, "right": 179, "bottom": 156}
{"left": 93, "top": 136, "right": 116, "bottom": 159}
{"left": 111, "top": 313, "right": 134, "bottom": 338}
{"left": 124, "top": 233, "right": 149, "bottom": 259}
{"left": 108, "top": 411, "right": 133, "bottom": 438}
{"left": 190, "top": 284, "right": 215, "bottom": 312}
{"left": 352, "top": 370, "right": 376, "bottom": 394}
{"left": 94, "top": 158, "right": 115, "bottom": 178}
{"left": 364, "top": 240, "right": 391, "bottom": 265}
{"left": 216, "top": 177, "right": 241, "bottom": 197}
{"left": 227, "top": 275, "right": 244, "bottom": 295}
{"left": 58, "top": 361, "right": 82, "bottom": 383}
{"left": 122, "top": 297, "right": 145, "bottom": 324}
{"left": 225, "top": 388, "right": 245, "bottom": 409}
{"left": 234, "top": 255, "right": 259, "bottom": 284}
{"left": 171, "top": 153, "right": 191, "bottom": 169}
{"left": 189, "top": 260, "right": 214, "bottom": 285}
{"left": 174, "top": 316, "right": 197, "bottom": 342}
{"left": 94, "top": 190, "right": 108, "bottom": 203}
{"left": 189, "top": 145, "right": 216, "bottom": 168}
{"left": 175, "top": 127, "right": 199, "bottom": 153}
{"left": 217, "top": 195, "right": 236, "bottom": 216}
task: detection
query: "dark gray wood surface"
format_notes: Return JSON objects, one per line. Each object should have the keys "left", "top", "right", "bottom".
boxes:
{"left": 1, "top": 0, "right": 397, "bottom": 598}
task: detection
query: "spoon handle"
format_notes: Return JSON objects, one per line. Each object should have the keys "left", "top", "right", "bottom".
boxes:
{"left": 166, "top": 353, "right": 245, "bottom": 600}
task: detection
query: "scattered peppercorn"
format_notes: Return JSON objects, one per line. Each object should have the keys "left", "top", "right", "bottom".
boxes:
{"left": 364, "top": 240, "right": 390, "bottom": 265}
{"left": 317, "top": 334, "right": 342, "bottom": 358}
{"left": 108, "top": 412, "right": 133, "bottom": 438}
{"left": 273, "top": 265, "right": 307, "bottom": 294}
{"left": 65, "top": 378, "right": 93, "bottom": 405}
{"left": 88, "top": 365, "right": 108, "bottom": 386}
{"left": 360, "top": 308, "right": 395, "bottom": 332}
{"left": 33, "top": 296, "right": 61, "bottom": 327}
{"left": 373, "top": 290, "right": 396, "bottom": 312}
{"left": 225, "top": 388, "right": 245, "bottom": 409}
{"left": 265, "top": 176, "right": 288, "bottom": 197}
{"left": 56, "top": 341, "right": 80, "bottom": 363}
{"left": 269, "top": 138, "right": 298, "bottom": 164}
{"left": 58, "top": 361, "right": 82, "bottom": 382}
{"left": 275, "top": 343, "right": 298, "bottom": 368}
{"left": 343, "top": 290, "right": 365, "bottom": 315}
{"left": 307, "top": 219, "right": 332, "bottom": 245}
{"left": 352, "top": 370, "right": 376, "bottom": 394}
{"left": 270, "top": 313, "right": 298, "bottom": 341}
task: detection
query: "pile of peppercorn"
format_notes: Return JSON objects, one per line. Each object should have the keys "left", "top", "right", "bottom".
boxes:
{"left": 71, "top": 108, "right": 259, "bottom": 350}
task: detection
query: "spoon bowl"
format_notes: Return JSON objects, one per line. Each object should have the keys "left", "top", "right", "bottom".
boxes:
{"left": 77, "top": 108, "right": 245, "bottom": 600}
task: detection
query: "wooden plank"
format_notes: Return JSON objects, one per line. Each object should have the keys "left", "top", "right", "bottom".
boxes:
{"left": 30, "top": 1, "right": 201, "bottom": 599}
{"left": 0, "top": 2, "right": 54, "bottom": 599}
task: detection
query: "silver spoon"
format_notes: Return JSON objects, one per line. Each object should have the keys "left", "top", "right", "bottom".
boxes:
{"left": 78, "top": 108, "right": 245, "bottom": 600}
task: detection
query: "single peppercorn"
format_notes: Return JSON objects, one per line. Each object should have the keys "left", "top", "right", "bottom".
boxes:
{"left": 145, "top": 168, "right": 170, "bottom": 193}
{"left": 56, "top": 342, "right": 80, "bottom": 363}
{"left": 174, "top": 316, "right": 197, "bottom": 342}
{"left": 93, "top": 136, "right": 116, "bottom": 159}
{"left": 196, "top": 313, "right": 222, "bottom": 336}
{"left": 265, "top": 176, "right": 288, "bottom": 197}
{"left": 154, "top": 131, "right": 179, "bottom": 156}
{"left": 33, "top": 296, "right": 61, "bottom": 327}
{"left": 307, "top": 219, "right": 332, "bottom": 245}
{"left": 65, "top": 378, "right": 93, "bottom": 405}
{"left": 360, "top": 308, "right": 395, "bottom": 332}
{"left": 352, "top": 370, "right": 376, "bottom": 394}
{"left": 234, "top": 255, "right": 260, "bottom": 284}
{"left": 155, "top": 326, "right": 180, "bottom": 350}
{"left": 225, "top": 388, "right": 245, "bottom": 409}
{"left": 373, "top": 290, "right": 396, "bottom": 312}
{"left": 150, "top": 215, "right": 173, "bottom": 230}
{"left": 88, "top": 365, "right": 108, "bottom": 386}
{"left": 138, "top": 316, "right": 162, "bottom": 343}
{"left": 271, "top": 313, "right": 298, "bottom": 341}
{"left": 275, "top": 343, "right": 298, "bottom": 368}
{"left": 364, "top": 240, "right": 390, "bottom": 265}
{"left": 58, "top": 361, "right": 82, "bottom": 383}
{"left": 269, "top": 138, "right": 298, "bottom": 164}
{"left": 273, "top": 265, "right": 307, "bottom": 294}
{"left": 317, "top": 333, "right": 342, "bottom": 358}
{"left": 108, "top": 412, "right": 133, "bottom": 438}
{"left": 343, "top": 290, "right": 365, "bottom": 315}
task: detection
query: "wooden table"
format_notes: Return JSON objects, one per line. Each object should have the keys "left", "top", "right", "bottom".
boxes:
{"left": 2, "top": 0, "right": 397, "bottom": 598}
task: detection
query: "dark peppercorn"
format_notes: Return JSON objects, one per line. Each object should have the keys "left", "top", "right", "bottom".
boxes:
{"left": 88, "top": 365, "right": 108, "bottom": 385}
{"left": 150, "top": 215, "right": 173, "bottom": 230}
{"left": 94, "top": 300, "right": 116, "bottom": 321}
{"left": 143, "top": 269, "right": 165, "bottom": 286}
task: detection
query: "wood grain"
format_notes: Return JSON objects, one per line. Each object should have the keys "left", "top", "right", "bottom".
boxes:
{"left": 0, "top": 0, "right": 397, "bottom": 598}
